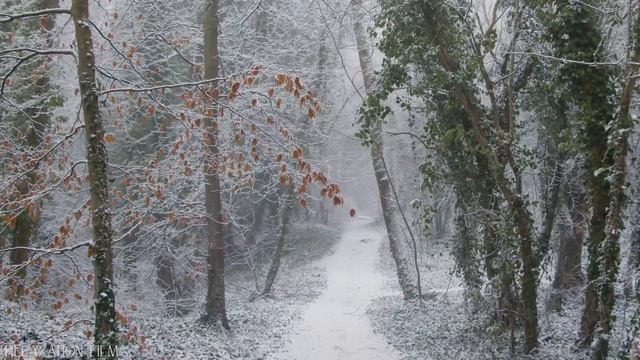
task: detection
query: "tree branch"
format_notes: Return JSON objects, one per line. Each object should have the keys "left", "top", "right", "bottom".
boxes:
{"left": 0, "top": 8, "right": 71, "bottom": 23}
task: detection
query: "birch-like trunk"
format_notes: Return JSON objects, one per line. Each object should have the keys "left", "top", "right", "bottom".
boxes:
{"left": 71, "top": 0, "right": 118, "bottom": 357}
{"left": 201, "top": 0, "right": 228, "bottom": 329}
{"left": 351, "top": 0, "right": 417, "bottom": 300}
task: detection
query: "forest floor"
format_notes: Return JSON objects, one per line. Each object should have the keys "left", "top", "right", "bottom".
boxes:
{"left": 0, "top": 223, "right": 341, "bottom": 359}
{"left": 368, "top": 234, "right": 634, "bottom": 360}
{"left": 2, "top": 221, "right": 635, "bottom": 359}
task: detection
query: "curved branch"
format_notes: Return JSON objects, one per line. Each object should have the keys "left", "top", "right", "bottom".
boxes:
{"left": 0, "top": 8, "right": 71, "bottom": 23}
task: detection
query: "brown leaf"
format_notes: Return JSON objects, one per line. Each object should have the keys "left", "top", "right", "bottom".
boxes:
{"left": 104, "top": 133, "right": 116, "bottom": 143}
{"left": 293, "top": 147, "right": 303, "bottom": 159}
{"left": 333, "top": 196, "right": 342, "bottom": 206}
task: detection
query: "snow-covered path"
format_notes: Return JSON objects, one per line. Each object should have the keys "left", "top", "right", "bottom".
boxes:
{"left": 274, "top": 220, "right": 401, "bottom": 360}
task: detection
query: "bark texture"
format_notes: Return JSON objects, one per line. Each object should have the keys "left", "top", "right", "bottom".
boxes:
{"left": 201, "top": 0, "right": 228, "bottom": 329}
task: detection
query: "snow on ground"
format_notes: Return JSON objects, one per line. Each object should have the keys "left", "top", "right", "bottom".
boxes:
{"left": 128, "top": 263, "right": 328, "bottom": 360}
{"left": 367, "top": 234, "right": 491, "bottom": 360}
{"left": 275, "top": 219, "right": 401, "bottom": 360}
{"left": 4, "top": 221, "right": 633, "bottom": 359}
{"left": 367, "top": 234, "right": 634, "bottom": 359}
{"left": 0, "top": 224, "right": 340, "bottom": 359}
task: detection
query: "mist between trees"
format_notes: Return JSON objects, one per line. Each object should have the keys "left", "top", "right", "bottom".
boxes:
{"left": 0, "top": 0, "right": 640, "bottom": 359}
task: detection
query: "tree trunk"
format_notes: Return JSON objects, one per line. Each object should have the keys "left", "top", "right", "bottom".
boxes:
{"left": 261, "top": 185, "right": 294, "bottom": 296}
{"left": 549, "top": 207, "right": 583, "bottom": 309}
{"left": 313, "top": 35, "right": 330, "bottom": 226}
{"left": 156, "top": 253, "right": 178, "bottom": 297}
{"left": 590, "top": 29, "right": 640, "bottom": 358}
{"left": 71, "top": 0, "right": 118, "bottom": 357}
{"left": 627, "top": 217, "right": 640, "bottom": 298}
{"left": 581, "top": 165, "right": 609, "bottom": 343}
{"left": 351, "top": 0, "right": 418, "bottom": 300}
{"left": 549, "top": 161, "right": 587, "bottom": 311}
{"left": 7, "top": 197, "right": 36, "bottom": 299}
{"left": 6, "top": 0, "right": 59, "bottom": 300}
{"left": 419, "top": 1, "right": 541, "bottom": 349}
{"left": 511, "top": 197, "right": 538, "bottom": 354}
{"left": 200, "top": 0, "right": 228, "bottom": 329}
{"left": 121, "top": 227, "right": 138, "bottom": 292}
{"left": 156, "top": 251, "right": 191, "bottom": 316}
{"left": 245, "top": 199, "right": 267, "bottom": 246}
{"left": 0, "top": 233, "right": 5, "bottom": 269}
{"left": 543, "top": 2, "right": 617, "bottom": 347}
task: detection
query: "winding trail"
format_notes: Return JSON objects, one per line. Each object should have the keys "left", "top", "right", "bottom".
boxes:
{"left": 275, "top": 219, "right": 401, "bottom": 360}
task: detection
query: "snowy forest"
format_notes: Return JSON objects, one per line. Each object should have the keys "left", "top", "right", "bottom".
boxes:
{"left": 1, "top": 0, "right": 640, "bottom": 358}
